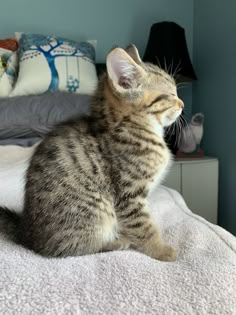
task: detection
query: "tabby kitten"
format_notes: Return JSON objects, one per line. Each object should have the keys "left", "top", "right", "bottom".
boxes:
{"left": 20, "top": 45, "right": 183, "bottom": 260}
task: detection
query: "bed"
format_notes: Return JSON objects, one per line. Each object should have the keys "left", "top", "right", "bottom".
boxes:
{"left": 0, "top": 127, "right": 236, "bottom": 314}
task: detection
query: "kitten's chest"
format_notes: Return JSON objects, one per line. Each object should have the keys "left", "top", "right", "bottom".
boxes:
{"left": 114, "top": 133, "right": 171, "bottom": 184}
{"left": 144, "top": 141, "right": 172, "bottom": 186}
{"left": 148, "top": 146, "right": 172, "bottom": 191}
{"left": 107, "top": 124, "right": 172, "bottom": 191}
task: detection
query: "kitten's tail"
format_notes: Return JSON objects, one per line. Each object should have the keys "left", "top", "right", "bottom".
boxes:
{"left": 0, "top": 207, "right": 21, "bottom": 241}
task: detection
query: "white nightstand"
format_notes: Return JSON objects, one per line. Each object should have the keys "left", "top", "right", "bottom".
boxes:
{"left": 163, "top": 157, "right": 219, "bottom": 224}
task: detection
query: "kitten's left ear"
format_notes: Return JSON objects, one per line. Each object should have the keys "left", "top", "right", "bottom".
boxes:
{"left": 125, "top": 44, "right": 142, "bottom": 64}
{"left": 106, "top": 48, "right": 144, "bottom": 90}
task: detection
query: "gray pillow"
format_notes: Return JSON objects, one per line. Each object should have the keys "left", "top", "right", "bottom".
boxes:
{"left": 0, "top": 92, "right": 91, "bottom": 146}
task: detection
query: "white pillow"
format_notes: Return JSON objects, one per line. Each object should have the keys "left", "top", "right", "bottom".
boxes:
{"left": 10, "top": 33, "right": 98, "bottom": 97}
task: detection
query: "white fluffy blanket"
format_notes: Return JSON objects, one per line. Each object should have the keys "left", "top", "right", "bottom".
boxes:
{"left": 0, "top": 145, "right": 236, "bottom": 314}
{"left": 0, "top": 144, "right": 38, "bottom": 212}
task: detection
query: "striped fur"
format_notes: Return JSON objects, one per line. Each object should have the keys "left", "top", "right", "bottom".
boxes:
{"left": 21, "top": 45, "right": 183, "bottom": 260}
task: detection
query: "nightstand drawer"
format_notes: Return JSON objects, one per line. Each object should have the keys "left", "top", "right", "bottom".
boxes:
{"left": 182, "top": 160, "right": 218, "bottom": 224}
{"left": 163, "top": 163, "right": 181, "bottom": 193}
{"left": 163, "top": 157, "right": 219, "bottom": 224}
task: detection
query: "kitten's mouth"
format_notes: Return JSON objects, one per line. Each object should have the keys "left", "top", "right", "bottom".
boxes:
{"left": 167, "top": 108, "right": 182, "bottom": 121}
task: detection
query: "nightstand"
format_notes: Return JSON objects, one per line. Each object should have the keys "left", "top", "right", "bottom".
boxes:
{"left": 163, "top": 157, "right": 219, "bottom": 224}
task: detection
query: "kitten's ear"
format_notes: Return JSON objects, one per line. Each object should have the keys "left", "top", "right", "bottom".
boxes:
{"left": 125, "top": 44, "right": 142, "bottom": 64}
{"left": 106, "top": 48, "right": 144, "bottom": 90}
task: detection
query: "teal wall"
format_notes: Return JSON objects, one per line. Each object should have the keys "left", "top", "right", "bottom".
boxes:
{"left": 0, "top": 0, "right": 194, "bottom": 61}
{"left": 193, "top": 0, "right": 236, "bottom": 234}
{"left": 0, "top": 0, "right": 194, "bottom": 113}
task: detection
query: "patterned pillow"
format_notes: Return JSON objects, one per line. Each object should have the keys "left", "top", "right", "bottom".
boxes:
{"left": 0, "top": 38, "right": 18, "bottom": 97}
{"left": 10, "top": 33, "right": 98, "bottom": 97}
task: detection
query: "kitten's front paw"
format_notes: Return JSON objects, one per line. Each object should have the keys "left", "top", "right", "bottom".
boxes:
{"left": 155, "top": 244, "right": 177, "bottom": 262}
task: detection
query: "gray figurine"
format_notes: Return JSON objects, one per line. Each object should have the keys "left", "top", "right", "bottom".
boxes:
{"left": 178, "top": 113, "right": 204, "bottom": 154}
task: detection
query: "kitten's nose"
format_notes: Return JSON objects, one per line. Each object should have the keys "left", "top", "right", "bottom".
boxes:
{"left": 177, "top": 99, "right": 184, "bottom": 109}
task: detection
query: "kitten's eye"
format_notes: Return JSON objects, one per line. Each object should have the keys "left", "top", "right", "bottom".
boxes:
{"left": 146, "top": 94, "right": 169, "bottom": 108}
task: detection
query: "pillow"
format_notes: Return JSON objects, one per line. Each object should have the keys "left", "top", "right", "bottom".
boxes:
{"left": 0, "top": 38, "right": 18, "bottom": 97}
{"left": 10, "top": 33, "right": 98, "bottom": 97}
{"left": 0, "top": 92, "right": 92, "bottom": 146}
{"left": 0, "top": 38, "right": 18, "bottom": 51}
{"left": 0, "top": 39, "right": 18, "bottom": 73}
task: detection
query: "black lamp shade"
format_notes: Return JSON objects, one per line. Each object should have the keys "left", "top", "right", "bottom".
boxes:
{"left": 143, "top": 21, "right": 197, "bottom": 83}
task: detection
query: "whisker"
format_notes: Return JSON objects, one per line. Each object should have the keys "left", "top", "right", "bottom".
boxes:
{"left": 171, "top": 59, "right": 174, "bottom": 77}
{"left": 167, "top": 59, "right": 173, "bottom": 76}
{"left": 177, "top": 83, "right": 191, "bottom": 91}
{"left": 173, "top": 121, "right": 179, "bottom": 148}
{"left": 168, "top": 122, "right": 176, "bottom": 140}
{"left": 180, "top": 114, "right": 188, "bottom": 126}
{"left": 155, "top": 56, "right": 162, "bottom": 69}
{"left": 164, "top": 56, "right": 169, "bottom": 74}
{"left": 165, "top": 124, "right": 174, "bottom": 142}
{"left": 172, "top": 60, "right": 182, "bottom": 78}
{"left": 177, "top": 86, "right": 189, "bottom": 91}
{"left": 177, "top": 81, "right": 190, "bottom": 86}
{"left": 182, "top": 109, "right": 191, "bottom": 120}
{"left": 175, "top": 116, "right": 186, "bottom": 146}
{"left": 178, "top": 119, "right": 183, "bottom": 145}
{"left": 177, "top": 83, "right": 189, "bottom": 88}
{"left": 181, "top": 117, "right": 190, "bottom": 145}
{"left": 175, "top": 117, "right": 183, "bottom": 148}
